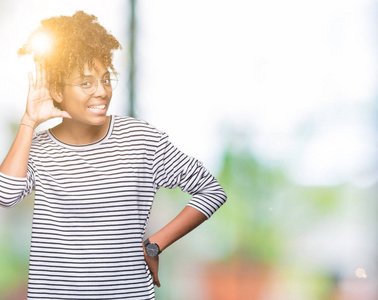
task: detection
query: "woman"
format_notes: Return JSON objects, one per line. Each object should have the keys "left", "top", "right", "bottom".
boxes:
{"left": 0, "top": 11, "right": 226, "bottom": 300}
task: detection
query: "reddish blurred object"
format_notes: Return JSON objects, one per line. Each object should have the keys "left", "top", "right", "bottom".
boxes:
{"left": 6, "top": 285, "right": 27, "bottom": 300}
{"left": 203, "top": 259, "right": 272, "bottom": 300}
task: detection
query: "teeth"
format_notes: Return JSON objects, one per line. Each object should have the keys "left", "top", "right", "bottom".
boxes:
{"left": 88, "top": 105, "right": 106, "bottom": 110}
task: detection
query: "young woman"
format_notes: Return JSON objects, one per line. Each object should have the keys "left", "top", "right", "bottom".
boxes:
{"left": 0, "top": 11, "right": 226, "bottom": 300}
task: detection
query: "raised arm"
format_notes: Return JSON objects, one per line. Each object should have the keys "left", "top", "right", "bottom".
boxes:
{"left": 0, "top": 61, "right": 71, "bottom": 207}
{"left": 0, "top": 61, "right": 71, "bottom": 178}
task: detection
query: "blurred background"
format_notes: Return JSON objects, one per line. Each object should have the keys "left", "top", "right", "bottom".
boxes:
{"left": 0, "top": 0, "right": 377, "bottom": 299}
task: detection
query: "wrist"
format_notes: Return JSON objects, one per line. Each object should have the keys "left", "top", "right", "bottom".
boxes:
{"left": 21, "top": 114, "right": 38, "bottom": 130}
{"left": 144, "top": 238, "right": 161, "bottom": 257}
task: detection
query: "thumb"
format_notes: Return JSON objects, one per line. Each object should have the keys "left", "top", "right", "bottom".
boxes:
{"left": 51, "top": 109, "right": 72, "bottom": 119}
{"left": 61, "top": 111, "right": 72, "bottom": 119}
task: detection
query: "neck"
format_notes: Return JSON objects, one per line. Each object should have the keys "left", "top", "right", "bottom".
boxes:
{"left": 51, "top": 116, "right": 110, "bottom": 145}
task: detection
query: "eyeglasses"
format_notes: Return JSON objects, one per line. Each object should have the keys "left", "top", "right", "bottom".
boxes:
{"left": 63, "top": 72, "right": 118, "bottom": 95}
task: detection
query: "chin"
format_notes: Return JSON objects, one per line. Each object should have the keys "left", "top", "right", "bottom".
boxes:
{"left": 71, "top": 114, "right": 108, "bottom": 127}
{"left": 88, "top": 115, "right": 108, "bottom": 126}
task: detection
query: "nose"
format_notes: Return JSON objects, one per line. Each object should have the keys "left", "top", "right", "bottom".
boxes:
{"left": 94, "top": 79, "right": 109, "bottom": 97}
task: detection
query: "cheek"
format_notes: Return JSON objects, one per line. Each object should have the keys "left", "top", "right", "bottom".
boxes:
{"left": 61, "top": 93, "right": 91, "bottom": 110}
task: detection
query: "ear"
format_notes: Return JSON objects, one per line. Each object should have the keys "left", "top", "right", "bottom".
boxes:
{"left": 50, "top": 83, "right": 64, "bottom": 109}
{"left": 50, "top": 83, "right": 63, "bottom": 104}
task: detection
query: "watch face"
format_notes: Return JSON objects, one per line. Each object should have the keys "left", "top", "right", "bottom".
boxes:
{"left": 146, "top": 243, "right": 160, "bottom": 257}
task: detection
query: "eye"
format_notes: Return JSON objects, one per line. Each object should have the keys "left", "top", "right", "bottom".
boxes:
{"left": 102, "top": 77, "right": 111, "bottom": 85}
{"left": 81, "top": 81, "right": 93, "bottom": 88}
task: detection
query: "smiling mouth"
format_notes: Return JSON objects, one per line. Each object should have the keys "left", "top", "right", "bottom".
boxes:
{"left": 88, "top": 104, "right": 106, "bottom": 111}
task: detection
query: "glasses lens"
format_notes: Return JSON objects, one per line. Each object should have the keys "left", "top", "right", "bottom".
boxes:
{"left": 107, "top": 73, "right": 118, "bottom": 91}
{"left": 81, "top": 73, "right": 118, "bottom": 95}
{"left": 81, "top": 77, "right": 96, "bottom": 95}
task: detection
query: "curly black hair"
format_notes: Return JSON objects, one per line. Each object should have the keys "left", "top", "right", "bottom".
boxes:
{"left": 18, "top": 11, "right": 122, "bottom": 86}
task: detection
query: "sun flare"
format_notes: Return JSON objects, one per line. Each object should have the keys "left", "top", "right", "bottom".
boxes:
{"left": 30, "top": 32, "right": 53, "bottom": 56}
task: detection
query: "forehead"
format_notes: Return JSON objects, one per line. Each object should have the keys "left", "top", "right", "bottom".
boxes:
{"left": 69, "top": 58, "right": 108, "bottom": 78}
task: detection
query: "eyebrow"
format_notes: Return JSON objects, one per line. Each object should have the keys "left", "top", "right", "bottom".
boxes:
{"left": 84, "top": 71, "right": 110, "bottom": 78}
{"left": 72, "top": 71, "right": 110, "bottom": 80}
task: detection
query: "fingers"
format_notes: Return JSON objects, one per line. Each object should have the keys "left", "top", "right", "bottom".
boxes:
{"left": 28, "top": 72, "right": 34, "bottom": 91}
{"left": 35, "top": 60, "right": 42, "bottom": 89}
{"left": 150, "top": 267, "right": 161, "bottom": 287}
{"left": 41, "top": 61, "right": 47, "bottom": 87}
{"left": 34, "top": 60, "right": 47, "bottom": 89}
{"left": 153, "top": 276, "right": 161, "bottom": 288}
{"left": 149, "top": 261, "right": 160, "bottom": 287}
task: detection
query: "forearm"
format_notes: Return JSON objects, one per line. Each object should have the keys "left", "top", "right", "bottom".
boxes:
{"left": 0, "top": 115, "right": 36, "bottom": 178}
{"left": 148, "top": 206, "right": 207, "bottom": 252}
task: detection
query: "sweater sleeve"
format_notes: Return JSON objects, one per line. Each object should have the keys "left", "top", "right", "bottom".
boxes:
{"left": 0, "top": 163, "right": 35, "bottom": 208}
{"left": 152, "top": 133, "right": 227, "bottom": 219}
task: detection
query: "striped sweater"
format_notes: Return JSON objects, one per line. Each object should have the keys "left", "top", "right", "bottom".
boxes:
{"left": 0, "top": 115, "right": 227, "bottom": 300}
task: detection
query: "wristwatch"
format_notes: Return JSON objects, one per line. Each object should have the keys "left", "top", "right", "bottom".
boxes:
{"left": 144, "top": 238, "right": 161, "bottom": 257}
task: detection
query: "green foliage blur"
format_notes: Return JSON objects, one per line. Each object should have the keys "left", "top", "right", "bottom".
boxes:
{"left": 208, "top": 145, "right": 342, "bottom": 265}
{"left": 0, "top": 194, "right": 33, "bottom": 298}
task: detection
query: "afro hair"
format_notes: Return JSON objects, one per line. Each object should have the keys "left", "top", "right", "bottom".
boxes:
{"left": 18, "top": 11, "right": 122, "bottom": 86}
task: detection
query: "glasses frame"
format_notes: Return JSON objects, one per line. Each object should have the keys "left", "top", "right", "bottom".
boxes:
{"left": 63, "top": 72, "right": 118, "bottom": 95}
